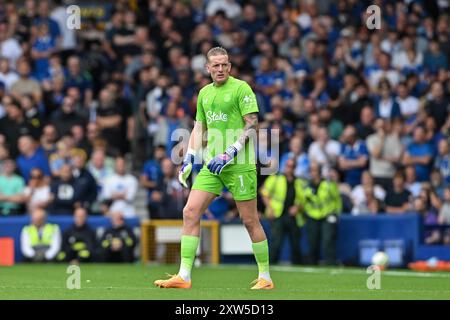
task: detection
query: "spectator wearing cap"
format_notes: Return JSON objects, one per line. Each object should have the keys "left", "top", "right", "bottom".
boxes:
{"left": 338, "top": 125, "right": 369, "bottom": 188}
{"left": 402, "top": 126, "right": 434, "bottom": 182}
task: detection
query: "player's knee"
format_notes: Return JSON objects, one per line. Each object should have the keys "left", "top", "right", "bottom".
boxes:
{"left": 183, "top": 205, "right": 200, "bottom": 224}
{"left": 241, "top": 216, "right": 258, "bottom": 230}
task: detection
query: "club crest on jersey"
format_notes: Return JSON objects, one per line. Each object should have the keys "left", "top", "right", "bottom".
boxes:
{"left": 223, "top": 93, "right": 231, "bottom": 102}
{"left": 206, "top": 110, "right": 228, "bottom": 124}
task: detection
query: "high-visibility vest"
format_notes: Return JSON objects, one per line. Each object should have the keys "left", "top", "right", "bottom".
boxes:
{"left": 23, "top": 224, "right": 58, "bottom": 248}
{"left": 303, "top": 180, "right": 342, "bottom": 220}
{"left": 261, "top": 174, "right": 306, "bottom": 226}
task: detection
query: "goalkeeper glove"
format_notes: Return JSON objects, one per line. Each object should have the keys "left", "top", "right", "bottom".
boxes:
{"left": 178, "top": 150, "right": 195, "bottom": 188}
{"left": 207, "top": 144, "right": 240, "bottom": 175}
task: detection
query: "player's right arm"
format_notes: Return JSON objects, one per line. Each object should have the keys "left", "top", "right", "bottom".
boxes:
{"left": 179, "top": 89, "right": 207, "bottom": 188}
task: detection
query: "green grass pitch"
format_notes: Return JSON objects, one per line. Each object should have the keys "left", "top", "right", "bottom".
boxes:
{"left": 1, "top": 264, "right": 449, "bottom": 300}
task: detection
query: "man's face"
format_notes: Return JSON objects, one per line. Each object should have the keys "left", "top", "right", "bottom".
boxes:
{"left": 413, "top": 128, "right": 425, "bottom": 143}
{"left": 18, "top": 137, "right": 33, "bottom": 155}
{"left": 60, "top": 165, "right": 72, "bottom": 181}
{"left": 115, "top": 159, "right": 126, "bottom": 175}
{"left": 206, "top": 54, "right": 231, "bottom": 85}
{"left": 62, "top": 97, "right": 74, "bottom": 113}
{"left": 284, "top": 159, "right": 295, "bottom": 175}
{"left": 2, "top": 160, "right": 15, "bottom": 175}
{"left": 74, "top": 209, "right": 87, "bottom": 227}
{"left": 31, "top": 209, "right": 46, "bottom": 227}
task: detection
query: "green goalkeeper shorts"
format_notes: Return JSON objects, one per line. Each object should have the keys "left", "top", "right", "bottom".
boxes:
{"left": 192, "top": 166, "right": 257, "bottom": 201}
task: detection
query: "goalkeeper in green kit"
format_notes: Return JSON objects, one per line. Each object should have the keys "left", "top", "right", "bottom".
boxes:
{"left": 154, "top": 47, "right": 274, "bottom": 290}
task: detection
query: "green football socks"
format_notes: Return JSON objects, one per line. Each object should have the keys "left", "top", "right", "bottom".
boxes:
{"left": 178, "top": 235, "right": 199, "bottom": 281}
{"left": 252, "top": 239, "right": 271, "bottom": 281}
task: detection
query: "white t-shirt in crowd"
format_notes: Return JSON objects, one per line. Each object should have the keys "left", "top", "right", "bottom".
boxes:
{"left": 0, "top": 71, "right": 19, "bottom": 92}
{"left": 101, "top": 173, "right": 138, "bottom": 218}
{"left": 308, "top": 139, "right": 341, "bottom": 176}
{"left": 23, "top": 185, "right": 51, "bottom": 211}
{"left": 351, "top": 184, "right": 386, "bottom": 207}
{"left": 1, "top": 38, "right": 23, "bottom": 68}
{"left": 51, "top": 6, "right": 77, "bottom": 49}
{"left": 397, "top": 96, "right": 419, "bottom": 117}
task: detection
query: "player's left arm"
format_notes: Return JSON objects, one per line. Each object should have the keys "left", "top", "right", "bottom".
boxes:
{"left": 236, "top": 112, "right": 259, "bottom": 148}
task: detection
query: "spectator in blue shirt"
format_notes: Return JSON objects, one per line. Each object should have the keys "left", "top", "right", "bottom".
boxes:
{"left": 279, "top": 135, "right": 310, "bottom": 180}
{"left": 31, "top": 23, "right": 56, "bottom": 80}
{"left": 434, "top": 139, "right": 450, "bottom": 186}
{"left": 32, "top": 0, "right": 61, "bottom": 44}
{"left": 16, "top": 135, "right": 51, "bottom": 183}
{"left": 254, "top": 56, "right": 282, "bottom": 113}
{"left": 402, "top": 126, "right": 434, "bottom": 182}
{"left": 140, "top": 145, "right": 165, "bottom": 219}
{"left": 338, "top": 125, "right": 369, "bottom": 187}
{"left": 424, "top": 39, "right": 448, "bottom": 75}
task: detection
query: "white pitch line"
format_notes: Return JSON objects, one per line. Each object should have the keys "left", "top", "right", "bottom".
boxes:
{"left": 210, "top": 264, "right": 450, "bottom": 278}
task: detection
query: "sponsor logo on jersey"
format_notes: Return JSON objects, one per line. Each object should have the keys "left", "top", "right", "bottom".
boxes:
{"left": 243, "top": 95, "right": 254, "bottom": 104}
{"left": 206, "top": 110, "right": 228, "bottom": 124}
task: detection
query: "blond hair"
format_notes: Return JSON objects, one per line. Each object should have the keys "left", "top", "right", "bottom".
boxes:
{"left": 206, "top": 47, "right": 228, "bottom": 62}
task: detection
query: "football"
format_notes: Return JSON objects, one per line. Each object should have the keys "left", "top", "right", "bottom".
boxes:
{"left": 372, "top": 251, "right": 389, "bottom": 268}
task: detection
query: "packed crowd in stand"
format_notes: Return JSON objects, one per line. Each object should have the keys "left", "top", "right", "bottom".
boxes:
{"left": 0, "top": 0, "right": 449, "bottom": 249}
